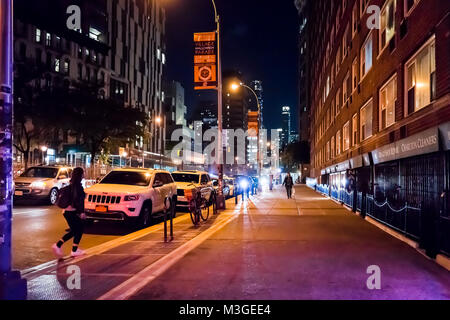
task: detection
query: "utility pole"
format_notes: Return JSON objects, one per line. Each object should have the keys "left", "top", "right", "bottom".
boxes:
{"left": 0, "top": 0, "right": 27, "bottom": 299}
{"left": 212, "top": 0, "right": 225, "bottom": 209}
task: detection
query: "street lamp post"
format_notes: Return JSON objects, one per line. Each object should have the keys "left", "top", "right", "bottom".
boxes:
{"left": 0, "top": 0, "right": 27, "bottom": 299}
{"left": 211, "top": 0, "right": 226, "bottom": 209}
{"left": 231, "top": 83, "right": 263, "bottom": 183}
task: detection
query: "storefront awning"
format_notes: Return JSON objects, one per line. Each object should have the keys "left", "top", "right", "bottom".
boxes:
{"left": 372, "top": 127, "right": 439, "bottom": 165}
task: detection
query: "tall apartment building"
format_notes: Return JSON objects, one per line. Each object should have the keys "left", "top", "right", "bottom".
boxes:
{"left": 107, "top": 0, "right": 166, "bottom": 155}
{"left": 13, "top": 0, "right": 166, "bottom": 165}
{"left": 306, "top": 0, "right": 450, "bottom": 256}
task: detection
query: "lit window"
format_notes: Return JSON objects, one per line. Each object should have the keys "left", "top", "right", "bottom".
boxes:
{"left": 380, "top": 0, "right": 396, "bottom": 52}
{"left": 336, "top": 130, "right": 341, "bottom": 155}
{"left": 336, "top": 46, "right": 340, "bottom": 75}
{"left": 360, "top": 99, "right": 373, "bottom": 141}
{"left": 63, "top": 59, "right": 70, "bottom": 74}
{"left": 35, "top": 28, "right": 41, "bottom": 43}
{"left": 379, "top": 74, "right": 397, "bottom": 130}
{"left": 342, "top": 24, "right": 349, "bottom": 60}
{"left": 343, "top": 71, "right": 350, "bottom": 104}
{"left": 352, "top": 114, "right": 358, "bottom": 146}
{"left": 46, "top": 33, "right": 51, "bottom": 46}
{"left": 89, "top": 27, "right": 102, "bottom": 41}
{"left": 331, "top": 136, "right": 335, "bottom": 159}
{"left": 405, "top": 36, "right": 436, "bottom": 114}
{"left": 336, "top": 88, "right": 341, "bottom": 116}
{"left": 352, "top": 4, "right": 358, "bottom": 37}
{"left": 352, "top": 58, "right": 358, "bottom": 92}
{"left": 343, "top": 122, "right": 350, "bottom": 151}
{"left": 361, "top": 33, "right": 373, "bottom": 78}
{"left": 54, "top": 58, "right": 60, "bottom": 72}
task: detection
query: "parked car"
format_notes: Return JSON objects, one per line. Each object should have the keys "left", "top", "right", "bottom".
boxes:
{"left": 224, "top": 176, "right": 236, "bottom": 198}
{"left": 211, "top": 178, "right": 230, "bottom": 198}
{"left": 14, "top": 166, "right": 73, "bottom": 204}
{"left": 84, "top": 168, "right": 177, "bottom": 227}
{"left": 172, "top": 170, "right": 215, "bottom": 208}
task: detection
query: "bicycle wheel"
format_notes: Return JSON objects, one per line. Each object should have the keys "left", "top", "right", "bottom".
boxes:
{"left": 200, "top": 199, "right": 210, "bottom": 221}
{"left": 210, "top": 193, "right": 217, "bottom": 215}
{"left": 189, "top": 199, "right": 200, "bottom": 225}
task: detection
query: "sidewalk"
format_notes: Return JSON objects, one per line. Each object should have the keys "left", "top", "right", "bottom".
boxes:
{"left": 129, "top": 186, "right": 449, "bottom": 300}
{"left": 25, "top": 186, "right": 449, "bottom": 300}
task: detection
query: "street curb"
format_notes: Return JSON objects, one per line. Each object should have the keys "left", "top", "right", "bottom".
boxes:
{"left": 436, "top": 254, "right": 450, "bottom": 271}
{"left": 310, "top": 188, "right": 450, "bottom": 272}
{"left": 364, "top": 216, "right": 419, "bottom": 249}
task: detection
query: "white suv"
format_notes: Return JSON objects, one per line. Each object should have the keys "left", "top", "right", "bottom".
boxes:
{"left": 172, "top": 171, "right": 215, "bottom": 208}
{"left": 84, "top": 168, "right": 177, "bottom": 227}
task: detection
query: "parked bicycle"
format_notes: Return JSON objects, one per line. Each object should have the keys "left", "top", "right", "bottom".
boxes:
{"left": 185, "top": 187, "right": 216, "bottom": 225}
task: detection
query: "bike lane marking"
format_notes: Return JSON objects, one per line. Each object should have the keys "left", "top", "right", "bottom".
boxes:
{"left": 98, "top": 205, "right": 244, "bottom": 300}
{"left": 22, "top": 214, "right": 191, "bottom": 280}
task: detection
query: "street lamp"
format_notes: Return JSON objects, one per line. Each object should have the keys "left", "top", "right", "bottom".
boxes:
{"left": 230, "top": 82, "right": 263, "bottom": 183}
{"left": 41, "top": 146, "right": 48, "bottom": 165}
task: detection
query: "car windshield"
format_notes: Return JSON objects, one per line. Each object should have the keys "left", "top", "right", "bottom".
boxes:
{"left": 21, "top": 167, "right": 58, "bottom": 178}
{"left": 172, "top": 173, "right": 200, "bottom": 184}
{"left": 100, "top": 171, "right": 151, "bottom": 186}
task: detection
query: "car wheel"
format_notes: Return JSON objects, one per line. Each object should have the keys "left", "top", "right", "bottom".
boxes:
{"left": 49, "top": 188, "right": 59, "bottom": 205}
{"left": 137, "top": 203, "right": 152, "bottom": 228}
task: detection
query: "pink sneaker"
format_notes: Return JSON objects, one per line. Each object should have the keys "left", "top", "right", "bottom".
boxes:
{"left": 70, "top": 249, "right": 86, "bottom": 258}
{"left": 52, "top": 244, "right": 63, "bottom": 258}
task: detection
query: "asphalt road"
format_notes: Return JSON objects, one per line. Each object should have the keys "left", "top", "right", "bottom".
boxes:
{"left": 12, "top": 200, "right": 186, "bottom": 271}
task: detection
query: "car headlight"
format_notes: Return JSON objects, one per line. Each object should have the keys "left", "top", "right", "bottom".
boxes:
{"left": 30, "top": 181, "right": 46, "bottom": 189}
{"left": 240, "top": 180, "right": 249, "bottom": 190}
{"left": 124, "top": 195, "right": 140, "bottom": 201}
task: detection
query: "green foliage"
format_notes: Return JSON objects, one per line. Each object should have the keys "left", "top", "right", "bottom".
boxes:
{"left": 281, "top": 140, "right": 310, "bottom": 171}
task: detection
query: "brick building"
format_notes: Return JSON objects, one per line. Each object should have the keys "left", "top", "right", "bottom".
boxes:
{"left": 305, "top": 0, "right": 450, "bottom": 257}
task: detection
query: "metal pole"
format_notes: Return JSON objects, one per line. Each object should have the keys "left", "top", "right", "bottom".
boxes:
{"left": 0, "top": 0, "right": 26, "bottom": 299}
{"left": 212, "top": 0, "right": 225, "bottom": 208}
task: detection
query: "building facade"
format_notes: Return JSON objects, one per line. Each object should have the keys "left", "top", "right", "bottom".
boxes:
{"left": 306, "top": 0, "right": 450, "bottom": 257}
{"left": 13, "top": 0, "right": 166, "bottom": 167}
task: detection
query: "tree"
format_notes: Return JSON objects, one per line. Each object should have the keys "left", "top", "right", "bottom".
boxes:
{"left": 281, "top": 140, "right": 310, "bottom": 172}
{"left": 67, "top": 86, "right": 148, "bottom": 162}
{"left": 13, "top": 59, "right": 48, "bottom": 169}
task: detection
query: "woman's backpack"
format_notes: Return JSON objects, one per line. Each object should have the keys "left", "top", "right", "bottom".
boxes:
{"left": 56, "top": 185, "right": 72, "bottom": 209}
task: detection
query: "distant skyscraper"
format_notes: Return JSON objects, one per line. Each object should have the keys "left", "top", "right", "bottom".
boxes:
{"left": 281, "top": 106, "right": 291, "bottom": 148}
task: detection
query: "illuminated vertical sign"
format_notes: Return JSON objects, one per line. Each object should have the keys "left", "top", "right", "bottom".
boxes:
{"left": 194, "top": 32, "right": 217, "bottom": 90}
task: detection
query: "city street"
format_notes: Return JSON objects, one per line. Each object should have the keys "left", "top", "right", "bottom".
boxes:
{"left": 23, "top": 186, "right": 449, "bottom": 300}
{"left": 12, "top": 201, "right": 186, "bottom": 270}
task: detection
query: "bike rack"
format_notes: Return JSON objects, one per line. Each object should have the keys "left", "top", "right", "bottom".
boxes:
{"left": 163, "top": 197, "right": 174, "bottom": 243}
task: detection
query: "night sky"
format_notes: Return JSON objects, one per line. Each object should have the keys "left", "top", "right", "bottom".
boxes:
{"left": 164, "top": 0, "right": 299, "bottom": 131}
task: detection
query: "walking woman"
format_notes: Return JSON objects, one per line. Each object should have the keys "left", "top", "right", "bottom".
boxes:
{"left": 52, "top": 167, "right": 86, "bottom": 258}
{"left": 283, "top": 173, "right": 294, "bottom": 199}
